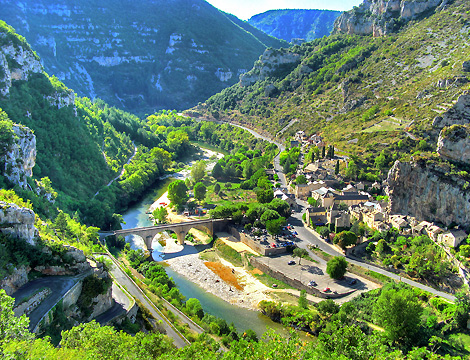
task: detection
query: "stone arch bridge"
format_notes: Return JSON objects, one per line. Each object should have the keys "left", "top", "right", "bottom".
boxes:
{"left": 103, "top": 219, "right": 230, "bottom": 251}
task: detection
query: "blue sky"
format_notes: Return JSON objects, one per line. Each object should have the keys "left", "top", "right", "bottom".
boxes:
{"left": 205, "top": 0, "right": 363, "bottom": 20}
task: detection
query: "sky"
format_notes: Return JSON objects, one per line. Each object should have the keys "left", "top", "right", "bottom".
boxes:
{"left": 205, "top": 0, "right": 363, "bottom": 20}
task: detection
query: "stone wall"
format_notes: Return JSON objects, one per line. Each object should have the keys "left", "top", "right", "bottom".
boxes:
{"left": 250, "top": 257, "right": 355, "bottom": 299}
{"left": 229, "top": 226, "right": 287, "bottom": 256}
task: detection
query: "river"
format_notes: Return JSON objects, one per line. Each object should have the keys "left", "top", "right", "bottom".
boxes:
{"left": 120, "top": 148, "right": 294, "bottom": 337}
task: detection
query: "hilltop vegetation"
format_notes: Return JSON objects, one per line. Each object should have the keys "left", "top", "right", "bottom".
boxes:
{"left": 199, "top": 0, "right": 470, "bottom": 162}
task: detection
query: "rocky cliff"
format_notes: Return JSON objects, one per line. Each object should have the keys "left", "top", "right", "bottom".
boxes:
{"left": 334, "top": 0, "right": 448, "bottom": 36}
{"left": 437, "top": 124, "right": 470, "bottom": 165}
{"left": 240, "top": 48, "right": 302, "bottom": 87}
{"left": 0, "top": 201, "right": 36, "bottom": 245}
{"left": 433, "top": 92, "right": 470, "bottom": 129}
{"left": 2, "top": 124, "right": 36, "bottom": 189}
{"left": 248, "top": 9, "right": 341, "bottom": 42}
{"left": 0, "top": 32, "right": 42, "bottom": 96}
{"left": 386, "top": 160, "right": 470, "bottom": 228}
{"left": 1, "top": 0, "right": 285, "bottom": 113}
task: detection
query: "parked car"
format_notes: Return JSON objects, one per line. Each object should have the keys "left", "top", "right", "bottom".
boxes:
{"left": 349, "top": 279, "right": 357, "bottom": 285}
{"left": 288, "top": 260, "right": 296, "bottom": 265}
{"left": 323, "top": 287, "right": 331, "bottom": 293}
{"left": 308, "top": 280, "right": 317, "bottom": 287}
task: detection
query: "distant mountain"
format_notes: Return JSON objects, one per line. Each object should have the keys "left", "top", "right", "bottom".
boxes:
{"left": 248, "top": 9, "right": 341, "bottom": 43}
{"left": 0, "top": 0, "right": 286, "bottom": 114}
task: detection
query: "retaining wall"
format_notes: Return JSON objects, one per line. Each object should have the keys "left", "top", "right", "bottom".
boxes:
{"left": 250, "top": 257, "right": 355, "bottom": 299}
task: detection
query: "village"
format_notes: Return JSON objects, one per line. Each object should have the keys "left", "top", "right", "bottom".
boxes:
{"left": 240, "top": 129, "right": 470, "bottom": 291}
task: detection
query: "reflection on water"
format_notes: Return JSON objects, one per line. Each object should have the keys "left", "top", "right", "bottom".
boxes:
{"left": 120, "top": 151, "right": 307, "bottom": 338}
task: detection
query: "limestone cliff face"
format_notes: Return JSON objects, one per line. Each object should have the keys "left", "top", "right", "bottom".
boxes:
{"left": 2, "top": 124, "right": 36, "bottom": 189}
{"left": 0, "top": 201, "right": 36, "bottom": 245}
{"left": 433, "top": 93, "right": 470, "bottom": 129}
{"left": 240, "top": 48, "right": 302, "bottom": 87}
{"left": 437, "top": 125, "right": 470, "bottom": 165}
{"left": 386, "top": 160, "right": 470, "bottom": 228}
{"left": 0, "top": 41, "right": 43, "bottom": 96}
{"left": 0, "top": 265, "right": 29, "bottom": 295}
{"left": 334, "top": 0, "right": 446, "bottom": 37}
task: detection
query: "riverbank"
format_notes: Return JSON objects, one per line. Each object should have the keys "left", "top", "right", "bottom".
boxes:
{"left": 162, "top": 237, "right": 275, "bottom": 311}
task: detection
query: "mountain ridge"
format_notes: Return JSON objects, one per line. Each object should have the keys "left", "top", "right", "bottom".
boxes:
{"left": 1, "top": 0, "right": 286, "bottom": 114}
{"left": 248, "top": 9, "right": 342, "bottom": 42}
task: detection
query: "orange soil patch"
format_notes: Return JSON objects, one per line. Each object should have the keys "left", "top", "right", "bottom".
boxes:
{"left": 204, "top": 262, "right": 244, "bottom": 290}
{"left": 249, "top": 269, "right": 263, "bottom": 276}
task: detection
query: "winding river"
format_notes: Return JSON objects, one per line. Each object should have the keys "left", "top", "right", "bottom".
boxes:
{"left": 120, "top": 148, "right": 293, "bottom": 337}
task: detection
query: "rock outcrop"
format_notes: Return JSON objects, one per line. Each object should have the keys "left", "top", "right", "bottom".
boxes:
{"left": 433, "top": 93, "right": 470, "bottom": 129}
{"left": 0, "top": 39, "right": 43, "bottom": 96}
{"left": 437, "top": 124, "right": 470, "bottom": 165}
{"left": 334, "top": 0, "right": 445, "bottom": 37}
{"left": 2, "top": 124, "right": 36, "bottom": 189}
{"left": 240, "top": 48, "right": 301, "bottom": 87}
{"left": 386, "top": 160, "right": 470, "bottom": 228}
{"left": 0, "top": 265, "right": 30, "bottom": 295}
{"left": 0, "top": 201, "right": 36, "bottom": 245}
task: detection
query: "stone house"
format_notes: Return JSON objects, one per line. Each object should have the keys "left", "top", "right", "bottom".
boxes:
{"left": 437, "top": 230, "right": 468, "bottom": 249}
{"left": 333, "top": 193, "right": 370, "bottom": 207}
{"left": 389, "top": 215, "right": 409, "bottom": 230}
{"left": 327, "top": 204, "right": 351, "bottom": 228}
{"left": 306, "top": 207, "right": 327, "bottom": 226}
{"left": 363, "top": 211, "right": 386, "bottom": 231}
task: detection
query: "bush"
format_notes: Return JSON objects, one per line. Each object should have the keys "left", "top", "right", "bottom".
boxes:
{"left": 326, "top": 256, "right": 348, "bottom": 279}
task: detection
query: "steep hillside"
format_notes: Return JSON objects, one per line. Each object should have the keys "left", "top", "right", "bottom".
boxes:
{"left": 199, "top": 0, "right": 470, "bottom": 154}
{"left": 333, "top": 0, "right": 449, "bottom": 36}
{"left": 248, "top": 9, "right": 341, "bottom": 42}
{"left": 1, "top": 0, "right": 285, "bottom": 114}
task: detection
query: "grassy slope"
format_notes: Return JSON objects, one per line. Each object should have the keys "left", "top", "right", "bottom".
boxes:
{"left": 200, "top": 0, "right": 470, "bottom": 160}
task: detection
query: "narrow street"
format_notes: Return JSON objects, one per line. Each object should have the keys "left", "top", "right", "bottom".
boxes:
{"left": 232, "top": 122, "right": 457, "bottom": 303}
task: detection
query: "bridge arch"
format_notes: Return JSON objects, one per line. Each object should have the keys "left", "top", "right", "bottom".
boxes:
{"left": 112, "top": 219, "right": 228, "bottom": 251}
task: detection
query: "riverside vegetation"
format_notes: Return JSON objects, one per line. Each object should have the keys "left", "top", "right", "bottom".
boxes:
{"left": 1, "top": 1, "right": 470, "bottom": 359}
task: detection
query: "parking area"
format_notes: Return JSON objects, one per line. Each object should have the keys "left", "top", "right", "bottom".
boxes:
{"left": 256, "top": 255, "right": 379, "bottom": 299}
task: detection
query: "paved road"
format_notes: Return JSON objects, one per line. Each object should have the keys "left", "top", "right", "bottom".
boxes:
{"left": 101, "top": 254, "right": 189, "bottom": 348}
{"left": 12, "top": 276, "right": 79, "bottom": 331}
{"left": 230, "top": 122, "right": 457, "bottom": 303}
{"left": 95, "top": 283, "right": 129, "bottom": 325}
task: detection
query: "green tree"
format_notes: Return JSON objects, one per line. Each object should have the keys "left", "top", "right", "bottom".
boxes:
{"left": 191, "top": 160, "right": 206, "bottom": 183}
{"left": 214, "top": 183, "right": 221, "bottom": 195}
{"left": 193, "top": 182, "right": 207, "bottom": 202}
{"left": 256, "top": 189, "right": 274, "bottom": 204}
{"left": 295, "top": 175, "right": 307, "bottom": 185}
{"left": 186, "top": 298, "right": 204, "bottom": 319}
{"left": 345, "top": 160, "right": 358, "bottom": 180}
{"left": 293, "top": 247, "right": 309, "bottom": 265}
{"left": 321, "top": 146, "right": 326, "bottom": 158}
{"left": 54, "top": 211, "right": 68, "bottom": 236}
{"left": 326, "top": 256, "right": 348, "bottom": 279}
{"left": 152, "top": 207, "right": 168, "bottom": 224}
{"left": 0, "top": 289, "right": 33, "bottom": 344}
{"left": 265, "top": 217, "right": 286, "bottom": 235}
{"left": 333, "top": 231, "right": 357, "bottom": 250}
{"left": 212, "top": 162, "right": 224, "bottom": 179}
{"left": 298, "top": 289, "right": 308, "bottom": 309}
{"left": 283, "top": 157, "right": 291, "bottom": 174}
{"left": 335, "top": 160, "right": 340, "bottom": 175}
{"left": 373, "top": 284, "right": 423, "bottom": 345}
{"left": 167, "top": 180, "right": 188, "bottom": 207}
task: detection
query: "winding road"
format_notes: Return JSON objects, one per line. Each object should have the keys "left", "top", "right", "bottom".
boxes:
{"left": 226, "top": 121, "right": 457, "bottom": 302}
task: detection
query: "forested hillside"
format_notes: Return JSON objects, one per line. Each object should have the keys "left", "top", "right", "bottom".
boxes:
{"left": 248, "top": 9, "right": 341, "bottom": 42}
{"left": 1, "top": 0, "right": 286, "bottom": 114}
{"left": 199, "top": 0, "right": 470, "bottom": 160}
